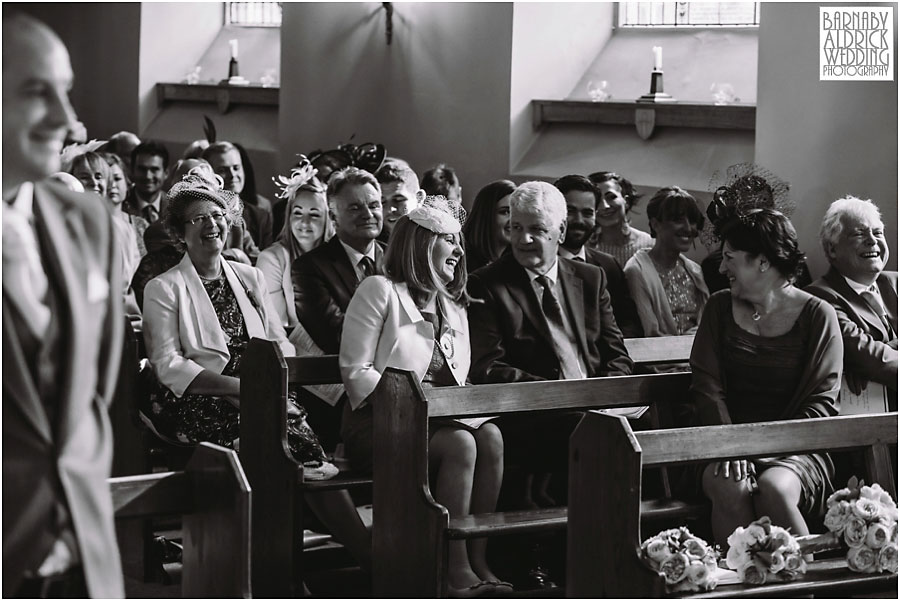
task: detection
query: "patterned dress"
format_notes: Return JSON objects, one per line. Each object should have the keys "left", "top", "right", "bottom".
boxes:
{"left": 652, "top": 258, "right": 704, "bottom": 335}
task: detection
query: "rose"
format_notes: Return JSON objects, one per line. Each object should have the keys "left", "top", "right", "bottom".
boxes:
{"left": 844, "top": 516, "right": 869, "bottom": 548}
{"left": 866, "top": 522, "right": 891, "bottom": 550}
{"left": 852, "top": 497, "right": 882, "bottom": 521}
{"left": 738, "top": 560, "right": 768, "bottom": 585}
{"left": 877, "top": 543, "right": 898, "bottom": 573}
{"left": 847, "top": 545, "right": 878, "bottom": 573}
{"left": 644, "top": 538, "right": 673, "bottom": 565}
{"left": 726, "top": 544, "right": 752, "bottom": 570}
{"left": 827, "top": 487, "right": 855, "bottom": 505}
{"left": 824, "top": 502, "right": 851, "bottom": 535}
{"left": 767, "top": 550, "right": 785, "bottom": 573}
{"left": 745, "top": 523, "right": 768, "bottom": 545}
{"left": 659, "top": 552, "right": 689, "bottom": 584}
{"left": 686, "top": 561, "right": 711, "bottom": 585}
{"left": 783, "top": 552, "right": 806, "bottom": 575}
{"left": 727, "top": 527, "right": 750, "bottom": 552}
{"left": 770, "top": 527, "right": 798, "bottom": 552}
{"left": 683, "top": 538, "right": 708, "bottom": 560}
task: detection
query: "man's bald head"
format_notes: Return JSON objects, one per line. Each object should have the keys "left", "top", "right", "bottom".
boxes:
{"left": 3, "top": 14, "right": 76, "bottom": 196}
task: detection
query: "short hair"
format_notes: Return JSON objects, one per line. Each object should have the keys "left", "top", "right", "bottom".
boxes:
{"left": 383, "top": 215, "right": 468, "bottom": 307}
{"left": 375, "top": 161, "right": 419, "bottom": 192}
{"left": 645, "top": 186, "right": 705, "bottom": 238}
{"left": 553, "top": 174, "right": 597, "bottom": 204}
{"left": 131, "top": 140, "right": 170, "bottom": 171}
{"left": 720, "top": 209, "right": 806, "bottom": 281}
{"left": 462, "top": 180, "right": 517, "bottom": 263}
{"left": 182, "top": 139, "right": 210, "bottom": 160}
{"left": 588, "top": 171, "right": 641, "bottom": 212}
{"left": 68, "top": 151, "right": 110, "bottom": 184}
{"left": 201, "top": 141, "right": 239, "bottom": 163}
{"left": 105, "top": 131, "right": 140, "bottom": 157}
{"left": 509, "top": 181, "right": 567, "bottom": 229}
{"left": 102, "top": 151, "right": 130, "bottom": 186}
{"left": 421, "top": 163, "right": 460, "bottom": 198}
{"left": 820, "top": 195, "right": 884, "bottom": 256}
{"left": 327, "top": 166, "right": 380, "bottom": 202}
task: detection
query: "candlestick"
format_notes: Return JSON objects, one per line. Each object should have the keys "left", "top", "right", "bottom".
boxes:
{"left": 229, "top": 39, "right": 239, "bottom": 60}
{"left": 653, "top": 46, "right": 662, "bottom": 71}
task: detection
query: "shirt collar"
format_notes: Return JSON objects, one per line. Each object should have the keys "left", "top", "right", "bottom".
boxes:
{"left": 558, "top": 246, "right": 585, "bottom": 261}
{"left": 843, "top": 274, "right": 879, "bottom": 296}
{"left": 340, "top": 239, "right": 376, "bottom": 266}
{"left": 10, "top": 182, "right": 35, "bottom": 218}
{"left": 525, "top": 258, "right": 559, "bottom": 286}
{"left": 135, "top": 189, "right": 162, "bottom": 211}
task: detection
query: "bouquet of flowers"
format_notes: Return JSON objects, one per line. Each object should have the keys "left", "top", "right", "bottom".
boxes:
{"left": 726, "top": 516, "right": 806, "bottom": 584}
{"left": 823, "top": 478, "right": 898, "bottom": 574}
{"left": 640, "top": 526, "right": 719, "bottom": 592}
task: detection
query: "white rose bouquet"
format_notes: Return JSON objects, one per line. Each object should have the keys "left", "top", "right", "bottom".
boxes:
{"left": 726, "top": 516, "right": 806, "bottom": 585}
{"left": 824, "top": 478, "right": 898, "bottom": 574}
{"left": 640, "top": 526, "right": 719, "bottom": 592}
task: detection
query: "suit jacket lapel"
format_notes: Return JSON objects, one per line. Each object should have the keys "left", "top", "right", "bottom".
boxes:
{"left": 558, "top": 260, "right": 590, "bottom": 360}
{"left": 222, "top": 259, "right": 266, "bottom": 340}
{"left": 328, "top": 237, "right": 360, "bottom": 300}
{"left": 1, "top": 302, "right": 53, "bottom": 442}
{"left": 876, "top": 274, "right": 898, "bottom": 334}
{"left": 178, "top": 254, "right": 229, "bottom": 352}
{"left": 506, "top": 259, "right": 554, "bottom": 348}
{"left": 824, "top": 267, "right": 888, "bottom": 337}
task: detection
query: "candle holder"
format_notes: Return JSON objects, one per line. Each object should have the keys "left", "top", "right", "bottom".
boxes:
{"left": 637, "top": 70, "right": 675, "bottom": 103}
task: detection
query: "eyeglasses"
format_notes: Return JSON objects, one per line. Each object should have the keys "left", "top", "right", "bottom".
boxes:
{"left": 184, "top": 212, "right": 227, "bottom": 226}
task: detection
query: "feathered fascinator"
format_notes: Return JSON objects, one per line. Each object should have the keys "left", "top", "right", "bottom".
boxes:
{"left": 701, "top": 163, "right": 793, "bottom": 249}
{"left": 307, "top": 137, "right": 386, "bottom": 182}
{"left": 273, "top": 155, "right": 322, "bottom": 200}
{"left": 408, "top": 195, "right": 468, "bottom": 234}
{"left": 168, "top": 167, "right": 243, "bottom": 227}
{"left": 59, "top": 139, "right": 107, "bottom": 172}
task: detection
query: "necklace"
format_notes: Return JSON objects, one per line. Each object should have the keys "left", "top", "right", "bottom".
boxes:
{"left": 199, "top": 268, "right": 223, "bottom": 282}
{"left": 752, "top": 310, "right": 762, "bottom": 321}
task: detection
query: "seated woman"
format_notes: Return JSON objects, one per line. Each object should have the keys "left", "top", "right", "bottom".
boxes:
{"left": 691, "top": 202, "right": 842, "bottom": 549}
{"left": 624, "top": 186, "right": 709, "bottom": 337}
{"left": 461, "top": 179, "right": 516, "bottom": 273}
{"left": 104, "top": 152, "right": 149, "bottom": 257}
{"left": 587, "top": 171, "right": 653, "bottom": 266}
{"left": 142, "top": 171, "right": 371, "bottom": 570}
{"left": 340, "top": 197, "right": 509, "bottom": 597}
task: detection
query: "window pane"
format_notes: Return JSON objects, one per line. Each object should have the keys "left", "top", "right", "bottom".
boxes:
{"left": 226, "top": 2, "right": 281, "bottom": 27}
{"left": 619, "top": 1, "right": 759, "bottom": 27}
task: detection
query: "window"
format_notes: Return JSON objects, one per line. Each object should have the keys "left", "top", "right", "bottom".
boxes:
{"left": 618, "top": 2, "right": 760, "bottom": 27}
{"left": 225, "top": 2, "right": 282, "bottom": 27}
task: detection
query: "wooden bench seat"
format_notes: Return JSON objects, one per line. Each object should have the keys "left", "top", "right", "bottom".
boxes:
{"left": 109, "top": 442, "right": 251, "bottom": 598}
{"left": 567, "top": 412, "right": 899, "bottom": 597}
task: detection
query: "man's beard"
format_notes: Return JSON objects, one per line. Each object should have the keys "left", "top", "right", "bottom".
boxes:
{"left": 564, "top": 226, "right": 591, "bottom": 249}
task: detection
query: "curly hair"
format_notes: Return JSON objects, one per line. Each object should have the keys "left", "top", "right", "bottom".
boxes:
{"left": 719, "top": 208, "right": 806, "bottom": 282}
{"left": 588, "top": 171, "right": 642, "bottom": 212}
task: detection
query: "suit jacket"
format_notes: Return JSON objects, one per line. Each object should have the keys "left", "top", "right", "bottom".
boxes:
{"left": 340, "top": 276, "right": 469, "bottom": 409}
{"left": 467, "top": 253, "right": 633, "bottom": 383}
{"left": 582, "top": 247, "right": 644, "bottom": 338}
{"left": 2, "top": 182, "right": 125, "bottom": 597}
{"left": 806, "top": 267, "right": 898, "bottom": 388}
{"left": 142, "top": 253, "right": 293, "bottom": 397}
{"left": 243, "top": 196, "right": 274, "bottom": 251}
{"left": 123, "top": 188, "right": 168, "bottom": 223}
{"left": 292, "top": 236, "right": 385, "bottom": 354}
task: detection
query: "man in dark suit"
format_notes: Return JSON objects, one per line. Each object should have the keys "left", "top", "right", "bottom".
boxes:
{"left": 807, "top": 196, "right": 897, "bottom": 401}
{"left": 123, "top": 140, "right": 169, "bottom": 223}
{"left": 468, "top": 181, "right": 633, "bottom": 383}
{"left": 292, "top": 166, "right": 385, "bottom": 355}
{"left": 3, "top": 14, "right": 124, "bottom": 597}
{"left": 553, "top": 174, "right": 643, "bottom": 338}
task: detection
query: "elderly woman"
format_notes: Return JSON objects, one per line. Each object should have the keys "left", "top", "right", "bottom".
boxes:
{"left": 142, "top": 172, "right": 371, "bottom": 569}
{"left": 691, "top": 204, "right": 842, "bottom": 548}
{"left": 462, "top": 179, "right": 516, "bottom": 273}
{"left": 340, "top": 197, "right": 509, "bottom": 597}
{"left": 587, "top": 171, "right": 653, "bottom": 266}
{"left": 624, "top": 186, "right": 709, "bottom": 337}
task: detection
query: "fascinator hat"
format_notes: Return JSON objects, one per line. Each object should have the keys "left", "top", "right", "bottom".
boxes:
{"left": 408, "top": 195, "right": 467, "bottom": 235}
{"left": 701, "top": 163, "right": 793, "bottom": 249}
{"left": 307, "top": 138, "right": 387, "bottom": 183}
{"left": 273, "top": 155, "right": 324, "bottom": 200}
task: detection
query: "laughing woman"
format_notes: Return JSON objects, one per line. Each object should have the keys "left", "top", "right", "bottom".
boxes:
{"left": 624, "top": 186, "right": 709, "bottom": 337}
{"left": 340, "top": 197, "right": 509, "bottom": 597}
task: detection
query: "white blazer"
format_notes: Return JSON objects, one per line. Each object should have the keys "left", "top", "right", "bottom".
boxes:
{"left": 143, "top": 253, "right": 294, "bottom": 397}
{"left": 340, "top": 276, "right": 470, "bottom": 410}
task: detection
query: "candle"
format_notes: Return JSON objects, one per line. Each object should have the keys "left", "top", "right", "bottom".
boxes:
{"left": 653, "top": 46, "right": 662, "bottom": 71}
{"left": 230, "top": 39, "right": 239, "bottom": 60}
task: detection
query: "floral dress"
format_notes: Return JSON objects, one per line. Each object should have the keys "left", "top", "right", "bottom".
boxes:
{"left": 146, "top": 273, "right": 326, "bottom": 463}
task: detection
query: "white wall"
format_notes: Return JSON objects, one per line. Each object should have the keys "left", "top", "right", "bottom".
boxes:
{"left": 755, "top": 2, "right": 898, "bottom": 278}
{"left": 510, "top": 2, "right": 615, "bottom": 169}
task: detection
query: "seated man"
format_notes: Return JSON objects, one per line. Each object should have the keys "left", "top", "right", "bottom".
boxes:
{"left": 292, "top": 166, "right": 385, "bottom": 355}
{"left": 374, "top": 160, "right": 423, "bottom": 241}
{"left": 125, "top": 140, "right": 169, "bottom": 223}
{"left": 807, "top": 196, "right": 897, "bottom": 404}
{"left": 554, "top": 174, "right": 643, "bottom": 338}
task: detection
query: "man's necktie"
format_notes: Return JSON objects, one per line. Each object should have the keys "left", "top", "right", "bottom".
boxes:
{"left": 142, "top": 204, "right": 158, "bottom": 223}
{"left": 572, "top": 256, "right": 585, "bottom": 262}
{"left": 861, "top": 286, "right": 895, "bottom": 338}
{"left": 359, "top": 256, "right": 376, "bottom": 280}
{"left": 536, "top": 275, "right": 564, "bottom": 326}
{"left": 536, "top": 275, "right": 582, "bottom": 379}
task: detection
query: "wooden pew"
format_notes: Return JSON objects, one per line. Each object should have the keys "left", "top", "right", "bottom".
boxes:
{"left": 369, "top": 367, "right": 703, "bottom": 597}
{"left": 110, "top": 442, "right": 252, "bottom": 598}
{"left": 624, "top": 334, "right": 694, "bottom": 368}
{"left": 240, "top": 339, "right": 372, "bottom": 598}
{"left": 567, "top": 411, "right": 899, "bottom": 597}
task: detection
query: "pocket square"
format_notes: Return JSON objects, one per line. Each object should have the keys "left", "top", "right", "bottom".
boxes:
{"left": 87, "top": 269, "right": 109, "bottom": 303}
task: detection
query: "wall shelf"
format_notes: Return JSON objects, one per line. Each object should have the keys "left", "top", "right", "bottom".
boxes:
{"left": 532, "top": 99, "right": 755, "bottom": 139}
{"left": 156, "top": 82, "right": 279, "bottom": 114}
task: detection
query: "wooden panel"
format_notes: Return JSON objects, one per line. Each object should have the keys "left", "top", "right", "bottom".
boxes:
{"left": 110, "top": 471, "right": 193, "bottom": 518}
{"left": 425, "top": 372, "right": 692, "bottom": 418}
{"left": 637, "top": 413, "right": 898, "bottom": 467}
{"left": 182, "top": 443, "right": 252, "bottom": 599}
{"left": 285, "top": 354, "right": 342, "bottom": 386}
{"left": 532, "top": 99, "right": 756, "bottom": 131}
{"left": 625, "top": 335, "right": 694, "bottom": 365}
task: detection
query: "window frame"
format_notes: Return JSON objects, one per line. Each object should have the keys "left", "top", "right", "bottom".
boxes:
{"left": 614, "top": 2, "right": 760, "bottom": 30}
{"left": 223, "top": 2, "right": 282, "bottom": 28}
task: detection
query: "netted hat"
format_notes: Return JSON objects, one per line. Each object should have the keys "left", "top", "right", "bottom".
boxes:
{"left": 701, "top": 163, "right": 793, "bottom": 249}
{"left": 408, "top": 195, "right": 467, "bottom": 234}
{"left": 166, "top": 168, "right": 243, "bottom": 232}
